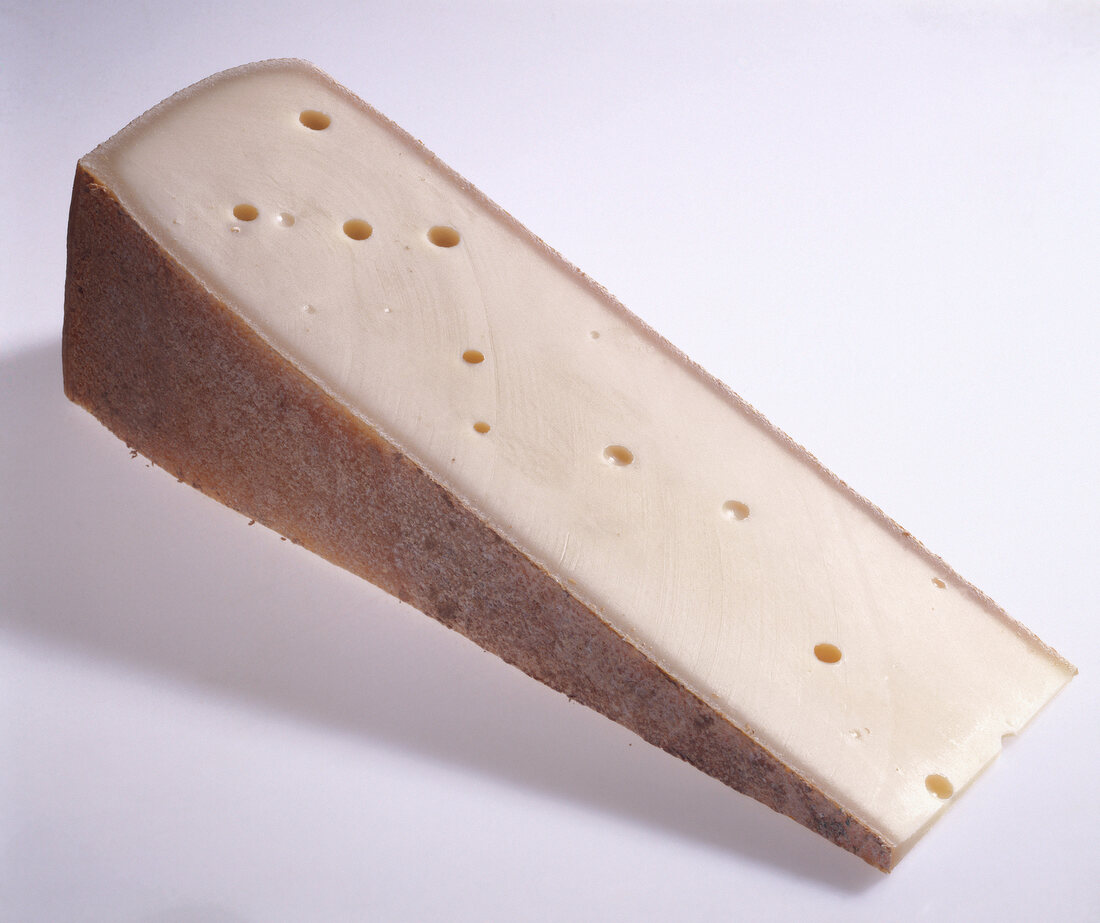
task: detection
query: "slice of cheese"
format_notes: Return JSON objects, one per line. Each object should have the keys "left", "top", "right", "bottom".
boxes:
{"left": 63, "top": 59, "right": 1075, "bottom": 871}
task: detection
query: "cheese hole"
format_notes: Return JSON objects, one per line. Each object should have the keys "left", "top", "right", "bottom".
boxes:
{"left": 814, "top": 643, "right": 842, "bottom": 664}
{"left": 343, "top": 219, "right": 373, "bottom": 240}
{"left": 276, "top": 212, "right": 295, "bottom": 227}
{"left": 233, "top": 204, "right": 258, "bottom": 221}
{"left": 603, "top": 445, "right": 634, "bottom": 466}
{"left": 473, "top": 421, "right": 491, "bottom": 434}
{"left": 462, "top": 349, "right": 485, "bottom": 364}
{"left": 722, "top": 500, "right": 750, "bottom": 521}
{"left": 428, "top": 225, "right": 461, "bottom": 248}
{"left": 299, "top": 110, "right": 331, "bottom": 130}
{"left": 925, "top": 774, "right": 954, "bottom": 799}
{"left": 932, "top": 577, "right": 946, "bottom": 588}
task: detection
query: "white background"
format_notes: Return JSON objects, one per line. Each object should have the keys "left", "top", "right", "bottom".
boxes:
{"left": 2, "top": 1, "right": 1097, "bottom": 920}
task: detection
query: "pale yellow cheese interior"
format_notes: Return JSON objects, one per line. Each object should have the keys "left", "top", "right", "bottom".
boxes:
{"left": 84, "top": 59, "right": 1075, "bottom": 850}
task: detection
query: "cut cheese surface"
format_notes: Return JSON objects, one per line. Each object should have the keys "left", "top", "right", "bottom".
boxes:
{"left": 79, "top": 60, "right": 1073, "bottom": 855}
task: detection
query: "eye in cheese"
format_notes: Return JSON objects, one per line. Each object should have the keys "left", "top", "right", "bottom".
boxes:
{"left": 63, "top": 59, "right": 1075, "bottom": 871}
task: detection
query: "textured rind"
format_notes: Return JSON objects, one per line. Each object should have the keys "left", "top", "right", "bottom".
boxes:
{"left": 64, "top": 163, "right": 895, "bottom": 871}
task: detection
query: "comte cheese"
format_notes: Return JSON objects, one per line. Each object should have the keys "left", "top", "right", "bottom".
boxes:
{"left": 63, "top": 59, "right": 1075, "bottom": 870}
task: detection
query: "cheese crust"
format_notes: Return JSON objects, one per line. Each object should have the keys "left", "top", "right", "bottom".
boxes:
{"left": 64, "top": 164, "right": 891, "bottom": 868}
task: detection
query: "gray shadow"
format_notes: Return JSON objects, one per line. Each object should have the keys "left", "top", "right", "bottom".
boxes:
{"left": 0, "top": 341, "right": 880, "bottom": 892}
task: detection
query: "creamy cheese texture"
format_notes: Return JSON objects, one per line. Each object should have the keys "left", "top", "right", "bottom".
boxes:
{"left": 84, "top": 59, "right": 1074, "bottom": 850}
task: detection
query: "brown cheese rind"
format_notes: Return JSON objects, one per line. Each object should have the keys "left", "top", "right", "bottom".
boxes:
{"left": 63, "top": 163, "right": 895, "bottom": 871}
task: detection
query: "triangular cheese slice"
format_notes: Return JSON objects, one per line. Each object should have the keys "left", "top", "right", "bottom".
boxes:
{"left": 63, "top": 59, "right": 1074, "bottom": 871}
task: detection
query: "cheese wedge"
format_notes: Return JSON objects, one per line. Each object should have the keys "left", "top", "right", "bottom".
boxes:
{"left": 63, "top": 59, "right": 1075, "bottom": 871}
